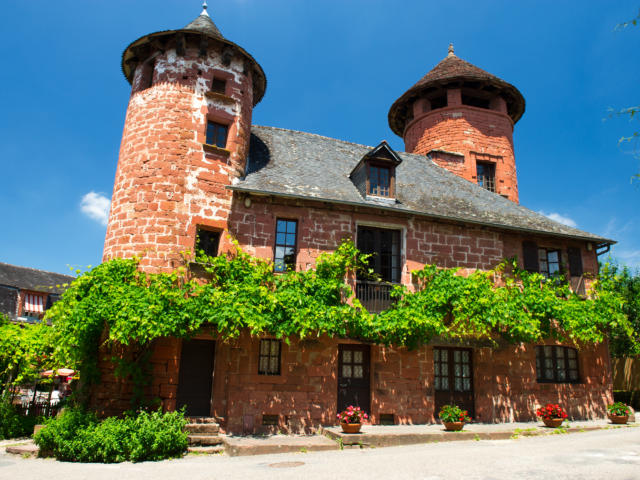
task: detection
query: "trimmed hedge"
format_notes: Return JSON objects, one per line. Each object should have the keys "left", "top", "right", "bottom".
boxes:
{"left": 34, "top": 408, "right": 188, "bottom": 463}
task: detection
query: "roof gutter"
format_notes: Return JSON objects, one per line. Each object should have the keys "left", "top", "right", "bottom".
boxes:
{"left": 227, "top": 186, "right": 616, "bottom": 245}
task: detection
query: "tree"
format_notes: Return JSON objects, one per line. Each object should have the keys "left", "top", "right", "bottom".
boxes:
{"left": 613, "top": 10, "right": 640, "bottom": 179}
{"left": 601, "top": 263, "right": 640, "bottom": 357}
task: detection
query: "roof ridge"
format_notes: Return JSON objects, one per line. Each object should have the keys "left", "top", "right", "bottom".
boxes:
{"left": 252, "top": 125, "right": 380, "bottom": 151}
{"left": 0, "top": 262, "right": 75, "bottom": 278}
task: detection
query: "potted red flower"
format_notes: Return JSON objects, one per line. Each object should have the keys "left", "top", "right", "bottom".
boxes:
{"left": 337, "top": 405, "right": 368, "bottom": 433}
{"left": 536, "top": 403, "right": 568, "bottom": 428}
{"left": 607, "top": 402, "right": 631, "bottom": 424}
{"left": 438, "top": 405, "right": 471, "bottom": 431}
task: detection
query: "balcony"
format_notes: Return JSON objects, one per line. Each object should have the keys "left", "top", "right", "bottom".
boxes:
{"left": 355, "top": 280, "right": 397, "bottom": 314}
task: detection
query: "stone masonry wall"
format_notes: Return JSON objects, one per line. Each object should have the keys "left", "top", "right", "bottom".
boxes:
{"left": 103, "top": 40, "right": 254, "bottom": 272}
{"left": 403, "top": 95, "right": 518, "bottom": 203}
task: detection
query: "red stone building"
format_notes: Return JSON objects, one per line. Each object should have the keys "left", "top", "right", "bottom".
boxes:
{"left": 98, "top": 6, "right": 616, "bottom": 433}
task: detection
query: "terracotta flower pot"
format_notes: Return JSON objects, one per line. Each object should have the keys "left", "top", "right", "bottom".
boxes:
{"left": 608, "top": 414, "right": 629, "bottom": 425}
{"left": 443, "top": 421, "right": 464, "bottom": 431}
{"left": 340, "top": 422, "right": 362, "bottom": 434}
{"left": 542, "top": 417, "right": 564, "bottom": 428}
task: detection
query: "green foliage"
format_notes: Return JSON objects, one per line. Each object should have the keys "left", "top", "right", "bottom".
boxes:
{"left": 0, "top": 396, "right": 40, "bottom": 439}
{"left": 34, "top": 408, "right": 188, "bottom": 463}
{"left": 0, "top": 314, "right": 55, "bottom": 391}
{"left": 44, "top": 240, "right": 636, "bottom": 402}
{"left": 607, "top": 401, "right": 632, "bottom": 416}
{"left": 599, "top": 263, "right": 640, "bottom": 356}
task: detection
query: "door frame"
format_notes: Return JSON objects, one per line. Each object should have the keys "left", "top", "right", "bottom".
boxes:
{"left": 337, "top": 344, "right": 371, "bottom": 415}
{"left": 433, "top": 346, "right": 475, "bottom": 418}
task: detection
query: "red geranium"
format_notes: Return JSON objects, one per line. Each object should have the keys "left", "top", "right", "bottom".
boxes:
{"left": 536, "top": 403, "right": 568, "bottom": 420}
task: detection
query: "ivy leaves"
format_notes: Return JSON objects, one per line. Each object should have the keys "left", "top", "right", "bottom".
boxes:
{"left": 42, "top": 240, "right": 635, "bottom": 394}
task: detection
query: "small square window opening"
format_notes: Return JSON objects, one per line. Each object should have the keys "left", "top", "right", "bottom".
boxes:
{"left": 211, "top": 78, "right": 227, "bottom": 94}
{"left": 195, "top": 228, "right": 220, "bottom": 258}
{"left": 205, "top": 121, "right": 229, "bottom": 148}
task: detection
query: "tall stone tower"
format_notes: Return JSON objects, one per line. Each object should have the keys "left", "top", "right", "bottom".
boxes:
{"left": 103, "top": 4, "right": 266, "bottom": 271}
{"left": 388, "top": 45, "right": 525, "bottom": 203}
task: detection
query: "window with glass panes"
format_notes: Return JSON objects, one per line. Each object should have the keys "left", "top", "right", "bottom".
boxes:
{"left": 274, "top": 219, "right": 297, "bottom": 272}
{"left": 538, "top": 249, "right": 561, "bottom": 277}
{"left": 205, "top": 121, "right": 229, "bottom": 148}
{"left": 340, "top": 348, "right": 365, "bottom": 379}
{"left": 368, "top": 165, "right": 391, "bottom": 197}
{"left": 535, "top": 346, "right": 579, "bottom": 383}
{"left": 258, "top": 339, "right": 281, "bottom": 375}
{"left": 356, "top": 227, "right": 401, "bottom": 283}
{"left": 434, "top": 348, "right": 472, "bottom": 392}
{"left": 476, "top": 162, "right": 496, "bottom": 192}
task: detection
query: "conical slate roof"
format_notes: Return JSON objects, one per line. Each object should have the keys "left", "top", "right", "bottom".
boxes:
{"left": 183, "top": 10, "right": 224, "bottom": 39}
{"left": 388, "top": 48, "right": 525, "bottom": 136}
{"left": 121, "top": 6, "right": 266, "bottom": 105}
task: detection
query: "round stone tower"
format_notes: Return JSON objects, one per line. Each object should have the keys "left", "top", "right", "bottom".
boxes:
{"left": 103, "top": 4, "right": 266, "bottom": 271}
{"left": 388, "top": 45, "right": 525, "bottom": 203}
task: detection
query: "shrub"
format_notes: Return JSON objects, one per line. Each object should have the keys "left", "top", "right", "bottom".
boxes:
{"left": 34, "top": 408, "right": 188, "bottom": 463}
{"left": 438, "top": 404, "right": 472, "bottom": 423}
{"left": 0, "top": 396, "right": 40, "bottom": 439}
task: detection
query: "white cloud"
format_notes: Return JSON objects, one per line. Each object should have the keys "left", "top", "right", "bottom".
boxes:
{"left": 538, "top": 211, "right": 578, "bottom": 228}
{"left": 80, "top": 192, "right": 111, "bottom": 225}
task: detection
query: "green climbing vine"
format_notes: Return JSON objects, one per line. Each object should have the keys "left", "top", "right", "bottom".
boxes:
{"left": 43, "top": 239, "right": 635, "bottom": 403}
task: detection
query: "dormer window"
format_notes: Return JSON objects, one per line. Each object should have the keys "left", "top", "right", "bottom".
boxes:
{"left": 350, "top": 141, "right": 402, "bottom": 201}
{"left": 368, "top": 165, "right": 391, "bottom": 197}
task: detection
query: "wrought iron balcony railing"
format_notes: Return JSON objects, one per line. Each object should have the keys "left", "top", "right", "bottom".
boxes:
{"left": 355, "top": 280, "right": 398, "bottom": 314}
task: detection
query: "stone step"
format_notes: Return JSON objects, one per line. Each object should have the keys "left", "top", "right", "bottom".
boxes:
{"left": 188, "top": 435, "right": 224, "bottom": 446}
{"left": 185, "top": 423, "right": 220, "bottom": 435}
{"left": 187, "top": 416, "right": 220, "bottom": 424}
{"left": 187, "top": 445, "right": 225, "bottom": 455}
{"left": 5, "top": 442, "right": 39, "bottom": 458}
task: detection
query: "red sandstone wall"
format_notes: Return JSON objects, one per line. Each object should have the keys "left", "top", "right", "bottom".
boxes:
{"left": 229, "top": 197, "right": 597, "bottom": 281}
{"left": 103, "top": 41, "right": 254, "bottom": 272}
{"left": 404, "top": 101, "right": 518, "bottom": 202}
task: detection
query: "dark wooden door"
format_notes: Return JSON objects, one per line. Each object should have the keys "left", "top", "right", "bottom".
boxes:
{"left": 433, "top": 347, "right": 474, "bottom": 418}
{"left": 176, "top": 339, "right": 216, "bottom": 417}
{"left": 337, "top": 345, "right": 371, "bottom": 414}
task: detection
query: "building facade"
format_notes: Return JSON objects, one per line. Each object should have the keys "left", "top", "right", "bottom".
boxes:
{"left": 0, "top": 262, "right": 74, "bottom": 324}
{"left": 96, "top": 6, "right": 615, "bottom": 433}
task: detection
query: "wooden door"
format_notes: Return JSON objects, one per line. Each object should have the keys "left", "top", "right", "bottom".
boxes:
{"left": 176, "top": 339, "right": 216, "bottom": 417}
{"left": 433, "top": 347, "right": 474, "bottom": 418}
{"left": 337, "top": 345, "right": 371, "bottom": 415}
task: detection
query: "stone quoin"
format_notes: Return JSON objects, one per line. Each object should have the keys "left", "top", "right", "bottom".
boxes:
{"left": 97, "top": 4, "right": 615, "bottom": 433}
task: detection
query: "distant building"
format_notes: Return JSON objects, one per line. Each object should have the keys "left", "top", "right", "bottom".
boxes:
{"left": 0, "top": 262, "right": 74, "bottom": 323}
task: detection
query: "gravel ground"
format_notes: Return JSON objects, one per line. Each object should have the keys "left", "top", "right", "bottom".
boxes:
{"left": 1, "top": 427, "right": 639, "bottom": 480}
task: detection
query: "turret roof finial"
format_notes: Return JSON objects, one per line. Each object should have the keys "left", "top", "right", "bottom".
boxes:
{"left": 448, "top": 43, "right": 455, "bottom": 56}
{"left": 201, "top": 1, "right": 210, "bottom": 17}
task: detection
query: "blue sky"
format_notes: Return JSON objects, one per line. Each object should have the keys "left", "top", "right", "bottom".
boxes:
{"left": 1, "top": 1, "right": 639, "bottom": 274}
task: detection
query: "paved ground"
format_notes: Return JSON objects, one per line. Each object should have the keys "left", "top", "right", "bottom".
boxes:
{"left": 1, "top": 427, "right": 639, "bottom": 479}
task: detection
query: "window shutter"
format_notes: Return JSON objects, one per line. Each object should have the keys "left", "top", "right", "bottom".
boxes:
{"left": 522, "top": 241, "right": 539, "bottom": 272}
{"left": 567, "top": 247, "right": 583, "bottom": 277}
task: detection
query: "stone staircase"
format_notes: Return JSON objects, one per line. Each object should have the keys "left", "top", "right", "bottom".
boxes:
{"left": 185, "top": 417, "right": 224, "bottom": 454}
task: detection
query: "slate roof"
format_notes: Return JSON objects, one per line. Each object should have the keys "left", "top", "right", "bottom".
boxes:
{"left": 231, "top": 125, "right": 613, "bottom": 244}
{"left": 0, "top": 263, "right": 75, "bottom": 295}
{"left": 388, "top": 52, "right": 526, "bottom": 136}
{"left": 183, "top": 12, "right": 224, "bottom": 40}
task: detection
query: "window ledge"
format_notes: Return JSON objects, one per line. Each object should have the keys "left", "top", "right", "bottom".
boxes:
{"left": 365, "top": 195, "right": 397, "bottom": 204}
{"left": 205, "top": 91, "right": 236, "bottom": 103}
{"left": 203, "top": 143, "right": 231, "bottom": 156}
